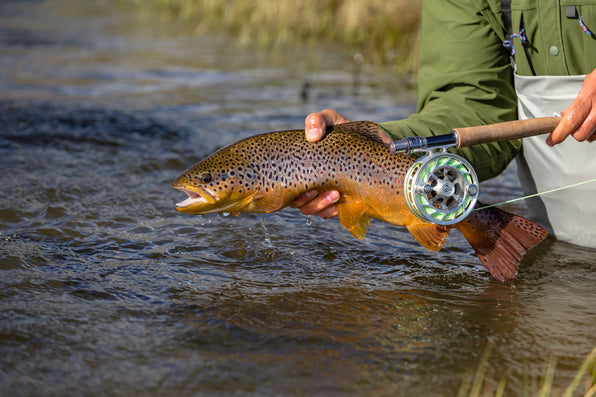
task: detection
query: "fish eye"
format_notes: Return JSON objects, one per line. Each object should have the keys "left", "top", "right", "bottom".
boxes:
{"left": 200, "top": 173, "right": 212, "bottom": 184}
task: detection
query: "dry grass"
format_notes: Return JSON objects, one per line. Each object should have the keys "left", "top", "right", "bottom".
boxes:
{"left": 460, "top": 344, "right": 596, "bottom": 397}
{"left": 135, "top": 0, "right": 421, "bottom": 74}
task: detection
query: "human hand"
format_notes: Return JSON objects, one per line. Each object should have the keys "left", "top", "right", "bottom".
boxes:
{"left": 547, "top": 68, "right": 596, "bottom": 146}
{"left": 304, "top": 109, "right": 351, "bottom": 142}
{"left": 290, "top": 109, "right": 351, "bottom": 218}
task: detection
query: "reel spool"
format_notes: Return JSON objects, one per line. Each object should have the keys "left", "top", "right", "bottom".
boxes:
{"left": 404, "top": 147, "right": 479, "bottom": 225}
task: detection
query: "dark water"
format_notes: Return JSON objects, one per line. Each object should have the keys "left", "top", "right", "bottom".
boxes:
{"left": 1, "top": 1, "right": 595, "bottom": 396}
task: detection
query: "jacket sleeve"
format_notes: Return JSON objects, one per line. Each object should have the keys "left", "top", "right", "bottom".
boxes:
{"left": 379, "top": 0, "right": 519, "bottom": 182}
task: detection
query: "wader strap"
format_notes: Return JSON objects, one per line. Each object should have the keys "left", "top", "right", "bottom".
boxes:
{"left": 500, "top": 0, "right": 512, "bottom": 36}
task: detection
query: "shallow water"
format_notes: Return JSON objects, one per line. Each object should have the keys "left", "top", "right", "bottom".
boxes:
{"left": 1, "top": 1, "right": 595, "bottom": 396}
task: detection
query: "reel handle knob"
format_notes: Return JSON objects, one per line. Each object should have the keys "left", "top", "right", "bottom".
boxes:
{"left": 416, "top": 184, "right": 433, "bottom": 194}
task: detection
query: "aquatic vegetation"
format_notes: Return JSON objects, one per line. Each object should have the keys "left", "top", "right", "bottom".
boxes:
{"left": 135, "top": 0, "right": 421, "bottom": 74}
{"left": 459, "top": 344, "right": 596, "bottom": 397}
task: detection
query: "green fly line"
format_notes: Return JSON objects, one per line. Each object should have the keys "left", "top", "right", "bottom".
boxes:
{"left": 474, "top": 177, "right": 596, "bottom": 211}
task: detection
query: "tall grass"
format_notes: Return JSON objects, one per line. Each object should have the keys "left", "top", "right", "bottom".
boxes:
{"left": 460, "top": 344, "right": 596, "bottom": 397}
{"left": 136, "top": 0, "right": 421, "bottom": 74}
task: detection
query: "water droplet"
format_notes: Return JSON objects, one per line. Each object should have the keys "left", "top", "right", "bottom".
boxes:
{"left": 261, "top": 214, "right": 273, "bottom": 248}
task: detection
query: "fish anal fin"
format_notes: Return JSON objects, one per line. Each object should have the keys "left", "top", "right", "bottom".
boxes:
{"left": 337, "top": 199, "right": 370, "bottom": 239}
{"left": 455, "top": 205, "right": 548, "bottom": 281}
{"left": 406, "top": 222, "right": 450, "bottom": 251}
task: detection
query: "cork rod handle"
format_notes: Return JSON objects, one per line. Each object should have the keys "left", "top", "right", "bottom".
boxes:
{"left": 452, "top": 117, "right": 561, "bottom": 148}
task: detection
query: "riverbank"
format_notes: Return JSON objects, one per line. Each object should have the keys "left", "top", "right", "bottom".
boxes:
{"left": 134, "top": 0, "right": 421, "bottom": 75}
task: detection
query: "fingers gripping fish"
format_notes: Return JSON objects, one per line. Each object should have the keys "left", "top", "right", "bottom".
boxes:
{"left": 173, "top": 121, "right": 547, "bottom": 281}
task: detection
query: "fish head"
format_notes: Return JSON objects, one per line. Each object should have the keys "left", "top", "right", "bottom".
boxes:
{"left": 173, "top": 151, "right": 259, "bottom": 215}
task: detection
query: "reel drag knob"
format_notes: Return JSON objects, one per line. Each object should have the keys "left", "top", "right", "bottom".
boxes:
{"left": 404, "top": 149, "right": 479, "bottom": 225}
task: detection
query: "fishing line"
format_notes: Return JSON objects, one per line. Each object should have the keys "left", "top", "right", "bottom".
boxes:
{"left": 474, "top": 177, "right": 596, "bottom": 211}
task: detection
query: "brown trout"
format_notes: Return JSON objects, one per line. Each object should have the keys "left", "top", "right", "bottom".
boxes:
{"left": 173, "top": 121, "right": 547, "bottom": 281}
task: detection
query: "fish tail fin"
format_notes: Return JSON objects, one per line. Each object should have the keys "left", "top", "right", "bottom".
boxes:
{"left": 454, "top": 205, "right": 548, "bottom": 281}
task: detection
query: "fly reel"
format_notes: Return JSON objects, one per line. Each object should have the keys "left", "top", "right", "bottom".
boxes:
{"left": 404, "top": 147, "right": 479, "bottom": 225}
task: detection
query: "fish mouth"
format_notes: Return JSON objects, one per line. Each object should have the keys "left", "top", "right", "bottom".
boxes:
{"left": 173, "top": 186, "right": 217, "bottom": 212}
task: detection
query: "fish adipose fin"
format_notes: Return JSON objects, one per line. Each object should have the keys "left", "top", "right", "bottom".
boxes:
{"left": 337, "top": 199, "right": 371, "bottom": 239}
{"left": 455, "top": 205, "right": 548, "bottom": 281}
{"left": 406, "top": 222, "right": 450, "bottom": 251}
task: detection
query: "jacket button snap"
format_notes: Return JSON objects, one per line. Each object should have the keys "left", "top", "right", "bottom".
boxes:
{"left": 549, "top": 46, "right": 559, "bottom": 56}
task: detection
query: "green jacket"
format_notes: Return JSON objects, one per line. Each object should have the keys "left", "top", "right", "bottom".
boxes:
{"left": 379, "top": 0, "right": 596, "bottom": 182}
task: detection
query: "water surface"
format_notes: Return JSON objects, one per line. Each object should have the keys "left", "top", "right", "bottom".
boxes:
{"left": 1, "top": 1, "right": 595, "bottom": 396}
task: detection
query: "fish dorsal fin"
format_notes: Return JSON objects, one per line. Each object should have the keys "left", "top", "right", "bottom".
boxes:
{"left": 327, "top": 121, "right": 388, "bottom": 145}
{"left": 252, "top": 186, "right": 286, "bottom": 212}
{"left": 337, "top": 198, "right": 371, "bottom": 239}
{"left": 406, "top": 221, "right": 450, "bottom": 251}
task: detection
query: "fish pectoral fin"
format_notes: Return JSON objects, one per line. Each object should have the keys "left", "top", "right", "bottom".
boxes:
{"left": 337, "top": 199, "right": 370, "bottom": 239}
{"left": 252, "top": 188, "right": 286, "bottom": 213}
{"left": 406, "top": 221, "right": 450, "bottom": 251}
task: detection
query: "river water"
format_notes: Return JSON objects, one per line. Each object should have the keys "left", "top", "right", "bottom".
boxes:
{"left": 1, "top": 1, "right": 594, "bottom": 396}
